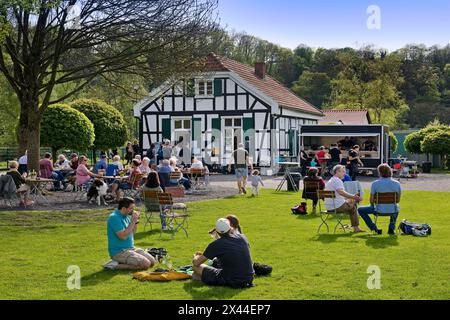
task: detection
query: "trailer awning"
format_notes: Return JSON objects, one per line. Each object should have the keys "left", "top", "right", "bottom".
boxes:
{"left": 300, "top": 133, "right": 380, "bottom": 137}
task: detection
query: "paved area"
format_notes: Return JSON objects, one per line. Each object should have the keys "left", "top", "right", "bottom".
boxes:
{"left": 1, "top": 173, "right": 448, "bottom": 212}
{"left": 209, "top": 173, "right": 450, "bottom": 192}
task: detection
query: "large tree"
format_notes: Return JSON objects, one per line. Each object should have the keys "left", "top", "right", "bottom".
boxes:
{"left": 0, "top": 0, "right": 218, "bottom": 170}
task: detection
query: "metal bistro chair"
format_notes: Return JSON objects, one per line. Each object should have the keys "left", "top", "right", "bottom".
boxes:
{"left": 142, "top": 190, "right": 162, "bottom": 231}
{"left": 317, "top": 190, "right": 346, "bottom": 234}
{"left": 123, "top": 173, "right": 145, "bottom": 200}
{"left": 373, "top": 192, "right": 400, "bottom": 234}
{"left": 189, "top": 168, "right": 207, "bottom": 192}
{"left": 302, "top": 180, "right": 321, "bottom": 214}
{"left": 157, "top": 192, "right": 189, "bottom": 239}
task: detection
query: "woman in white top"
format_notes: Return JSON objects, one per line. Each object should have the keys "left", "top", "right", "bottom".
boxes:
{"left": 139, "top": 157, "right": 152, "bottom": 174}
{"left": 190, "top": 157, "right": 204, "bottom": 169}
{"left": 112, "top": 155, "right": 124, "bottom": 171}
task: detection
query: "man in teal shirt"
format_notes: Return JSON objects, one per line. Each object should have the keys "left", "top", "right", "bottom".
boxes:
{"left": 105, "top": 197, "right": 157, "bottom": 270}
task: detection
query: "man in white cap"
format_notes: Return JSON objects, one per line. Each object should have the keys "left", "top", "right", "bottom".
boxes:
{"left": 191, "top": 218, "right": 254, "bottom": 288}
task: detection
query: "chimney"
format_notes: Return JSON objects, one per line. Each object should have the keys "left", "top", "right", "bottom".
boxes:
{"left": 255, "top": 62, "right": 266, "bottom": 79}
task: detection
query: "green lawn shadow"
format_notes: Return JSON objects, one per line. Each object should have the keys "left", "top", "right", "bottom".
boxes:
{"left": 313, "top": 232, "right": 354, "bottom": 244}
{"left": 363, "top": 234, "right": 400, "bottom": 249}
{"left": 81, "top": 269, "right": 131, "bottom": 287}
{"left": 183, "top": 280, "right": 244, "bottom": 300}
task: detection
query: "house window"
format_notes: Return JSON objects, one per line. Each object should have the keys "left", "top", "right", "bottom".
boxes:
{"left": 174, "top": 119, "right": 191, "bottom": 130}
{"left": 197, "top": 80, "right": 213, "bottom": 96}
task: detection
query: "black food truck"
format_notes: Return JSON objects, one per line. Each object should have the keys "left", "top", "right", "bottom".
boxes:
{"left": 299, "top": 125, "right": 391, "bottom": 176}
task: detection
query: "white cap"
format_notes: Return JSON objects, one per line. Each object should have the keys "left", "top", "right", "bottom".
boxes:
{"left": 215, "top": 218, "right": 231, "bottom": 234}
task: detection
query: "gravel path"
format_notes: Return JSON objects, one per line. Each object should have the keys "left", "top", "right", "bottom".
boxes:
{"left": 1, "top": 173, "right": 448, "bottom": 212}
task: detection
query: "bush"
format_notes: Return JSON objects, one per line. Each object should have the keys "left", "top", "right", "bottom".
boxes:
{"left": 41, "top": 104, "right": 95, "bottom": 159}
{"left": 404, "top": 124, "right": 448, "bottom": 154}
{"left": 70, "top": 99, "right": 128, "bottom": 151}
{"left": 421, "top": 130, "right": 450, "bottom": 169}
{"left": 389, "top": 132, "right": 398, "bottom": 153}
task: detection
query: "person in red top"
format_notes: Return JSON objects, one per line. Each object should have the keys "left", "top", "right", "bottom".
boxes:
{"left": 315, "top": 146, "right": 329, "bottom": 176}
{"left": 39, "top": 153, "right": 65, "bottom": 190}
{"left": 110, "top": 159, "right": 142, "bottom": 201}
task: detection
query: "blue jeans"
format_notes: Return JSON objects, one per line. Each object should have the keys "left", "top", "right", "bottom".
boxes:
{"left": 52, "top": 172, "right": 65, "bottom": 189}
{"left": 358, "top": 205, "right": 398, "bottom": 232}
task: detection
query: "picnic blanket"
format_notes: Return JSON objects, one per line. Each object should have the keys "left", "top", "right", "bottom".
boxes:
{"left": 132, "top": 271, "right": 191, "bottom": 282}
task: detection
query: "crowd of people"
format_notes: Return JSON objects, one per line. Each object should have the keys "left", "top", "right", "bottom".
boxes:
{"left": 300, "top": 143, "right": 364, "bottom": 181}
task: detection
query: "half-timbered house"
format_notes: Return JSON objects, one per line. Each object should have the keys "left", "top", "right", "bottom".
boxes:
{"left": 133, "top": 53, "right": 323, "bottom": 173}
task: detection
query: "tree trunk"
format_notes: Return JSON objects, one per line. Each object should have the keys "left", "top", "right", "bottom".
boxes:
{"left": 92, "top": 149, "right": 97, "bottom": 165}
{"left": 18, "top": 101, "right": 42, "bottom": 173}
{"left": 52, "top": 147, "right": 58, "bottom": 164}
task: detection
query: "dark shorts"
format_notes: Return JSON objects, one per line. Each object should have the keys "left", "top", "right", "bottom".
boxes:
{"left": 201, "top": 266, "right": 253, "bottom": 288}
{"left": 201, "top": 266, "right": 227, "bottom": 286}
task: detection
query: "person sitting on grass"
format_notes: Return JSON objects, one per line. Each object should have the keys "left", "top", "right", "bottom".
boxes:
{"left": 324, "top": 165, "right": 365, "bottom": 233}
{"left": 104, "top": 197, "right": 157, "bottom": 270}
{"left": 7, "top": 161, "right": 34, "bottom": 206}
{"left": 358, "top": 164, "right": 402, "bottom": 235}
{"left": 192, "top": 218, "right": 254, "bottom": 289}
{"left": 302, "top": 167, "right": 325, "bottom": 214}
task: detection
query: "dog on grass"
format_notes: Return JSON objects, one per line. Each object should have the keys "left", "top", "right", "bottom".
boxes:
{"left": 87, "top": 179, "right": 109, "bottom": 206}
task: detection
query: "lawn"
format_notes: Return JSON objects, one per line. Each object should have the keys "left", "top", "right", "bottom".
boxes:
{"left": 0, "top": 190, "right": 449, "bottom": 300}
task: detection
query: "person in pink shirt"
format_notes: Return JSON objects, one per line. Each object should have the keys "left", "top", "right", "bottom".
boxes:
{"left": 76, "top": 155, "right": 99, "bottom": 187}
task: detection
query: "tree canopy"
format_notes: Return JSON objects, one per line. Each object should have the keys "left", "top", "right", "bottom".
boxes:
{"left": 69, "top": 98, "right": 128, "bottom": 151}
{"left": 41, "top": 104, "right": 95, "bottom": 159}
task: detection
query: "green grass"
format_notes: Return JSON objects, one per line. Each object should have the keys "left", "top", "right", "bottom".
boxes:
{"left": 0, "top": 190, "right": 449, "bottom": 300}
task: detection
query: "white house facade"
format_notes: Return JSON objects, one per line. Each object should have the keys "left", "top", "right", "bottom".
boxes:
{"left": 133, "top": 54, "right": 323, "bottom": 173}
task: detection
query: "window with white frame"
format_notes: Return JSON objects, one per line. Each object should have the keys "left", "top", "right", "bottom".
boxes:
{"left": 197, "top": 80, "right": 213, "bottom": 96}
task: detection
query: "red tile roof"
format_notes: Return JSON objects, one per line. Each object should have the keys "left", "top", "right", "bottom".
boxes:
{"left": 204, "top": 53, "right": 323, "bottom": 116}
{"left": 320, "top": 109, "right": 371, "bottom": 125}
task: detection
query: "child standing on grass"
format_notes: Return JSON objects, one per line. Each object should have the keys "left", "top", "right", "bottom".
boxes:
{"left": 249, "top": 170, "right": 264, "bottom": 197}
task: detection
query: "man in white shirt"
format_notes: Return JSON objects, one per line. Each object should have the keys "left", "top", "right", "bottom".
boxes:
{"left": 325, "top": 165, "right": 365, "bottom": 233}
{"left": 18, "top": 151, "right": 28, "bottom": 175}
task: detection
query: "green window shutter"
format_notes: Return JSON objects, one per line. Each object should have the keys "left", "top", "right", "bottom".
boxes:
{"left": 243, "top": 118, "right": 254, "bottom": 136}
{"left": 211, "top": 118, "right": 221, "bottom": 157}
{"left": 186, "top": 79, "right": 195, "bottom": 97}
{"left": 162, "top": 118, "right": 171, "bottom": 141}
{"left": 288, "top": 129, "right": 298, "bottom": 156}
{"left": 213, "top": 79, "right": 223, "bottom": 96}
{"left": 192, "top": 118, "right": 202, "bottom": 142}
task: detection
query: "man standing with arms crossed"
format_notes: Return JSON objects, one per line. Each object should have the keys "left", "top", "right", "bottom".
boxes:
{"left": 228, "top": 143, "right": 253, "bottom": 195}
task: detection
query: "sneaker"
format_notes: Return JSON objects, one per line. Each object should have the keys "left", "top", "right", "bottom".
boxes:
{"left": 241, "top": 188, "right": 247, "bottom": 194}
{"left": 104, "top": 260, "right": 119, "bottom": 270}
{"left": 375, "top": 229, "right": 383, "bottom": 235}
{"left": 388, "top": 229, "right": 395, "bottom": 235}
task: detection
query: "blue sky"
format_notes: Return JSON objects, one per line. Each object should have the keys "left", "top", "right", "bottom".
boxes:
{"left": 218, "top": 0, "right": 450, "bottom": 51}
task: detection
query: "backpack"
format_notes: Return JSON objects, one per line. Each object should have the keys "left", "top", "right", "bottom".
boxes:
{"left": 398, "top": 219, "right": 432, "bottom": 237}
{"left": 253, "top": 263, "right": 272, "bottom": 276}
{"left": 291, "top": 202, "right": 307, "bottom": 215}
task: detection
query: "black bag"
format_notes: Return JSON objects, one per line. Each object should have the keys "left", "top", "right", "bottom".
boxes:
{"left": 398, "top": 220, "right": 432, "bottom": 236}
{"left": 253, "top": 263, "right": 272, "bottom": 276}
{"left": 147, "top": 248, "right": 168, "bottom": 262}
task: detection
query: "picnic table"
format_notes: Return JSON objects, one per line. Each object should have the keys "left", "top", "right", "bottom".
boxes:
{"left": 25, "top": 177, "right": 55, "bottom": 205}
